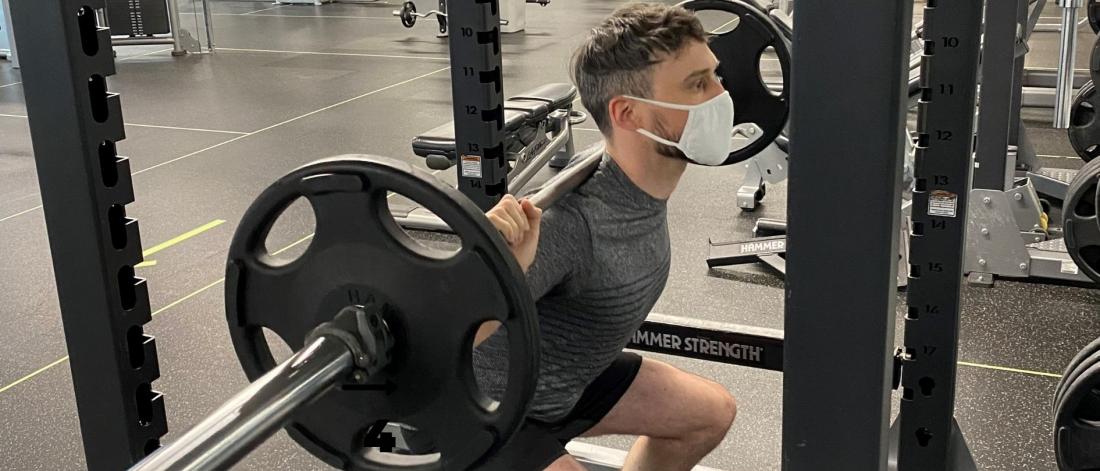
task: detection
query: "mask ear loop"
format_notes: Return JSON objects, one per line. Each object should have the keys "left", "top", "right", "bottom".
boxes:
{"left": 623, "top": 94, "right": 701, "bottom": 111}
{"left": 636, "top": 128, "right": 682, "bottom": 148}
{"left": 623, "top": 95, "right": 690, "bottom": 149}
{"left": 624, "top": 91, "right": 732, "bottom": 111}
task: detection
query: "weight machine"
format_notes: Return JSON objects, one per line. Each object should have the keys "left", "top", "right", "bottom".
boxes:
{"left": 964, "top": 0, "right": 1100, "bottom": 287}
{"left": 99, "top": 0, "right": 215, "bottom": 55}
{"left": 0, "top": 0, "right": 215, "bottom": 68}
{"left": 11, "top": 0, "right": 991, "bottom": 470}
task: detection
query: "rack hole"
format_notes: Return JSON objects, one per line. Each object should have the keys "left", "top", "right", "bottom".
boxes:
{"left": 88, "top": 75, "right": 109, "bottom": 123}
{"left": 127, "top": 326, "right": 146, "bottom": 368}
{"left": 77, "top": 6, "right": 100, "bottom": 56}
{"left": 916, "top": 428, "right": 933, "bottom": 447}
{"left": 118, "top": 266, "right": 137, "bottom": 310}
{"left": 99, "top": 141, "right": 119, "bottom": 187}
{"left": 919, "top": 377, "right": 935, "bottom": 397}
{"left": 108, "top": 204, "right": 127, "bottom": 249}
{"left": 135, "top": 383, "right": 155, "bottom": 426}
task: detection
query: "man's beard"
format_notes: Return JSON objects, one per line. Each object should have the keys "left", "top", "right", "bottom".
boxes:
{"left": 651, "top": 118, "right": 689, "bottom": 162}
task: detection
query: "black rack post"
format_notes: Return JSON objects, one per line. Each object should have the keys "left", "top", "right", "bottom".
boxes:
{"left": 8, "top": 1, "right": 167, "bottom": 469}
{"left": 783, "top": 1, "right": 912, "bottom": 469}
{"left": 894, "top": 0, "right": 983, "bottom": 469}
{"left": 974, "top": 0, "right": 1030, "bottom": 191}
{"left": 447, "top": 0, "right": 507, "bottom": 210}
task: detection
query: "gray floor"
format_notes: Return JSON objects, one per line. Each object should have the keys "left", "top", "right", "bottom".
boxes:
{"left": 1, "top": 1, "right": 1098, "bottom": 470}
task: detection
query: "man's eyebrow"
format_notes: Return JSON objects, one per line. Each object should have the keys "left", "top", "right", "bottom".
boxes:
{"left": 682, "top": 63, "right": 720, "bottom": 84}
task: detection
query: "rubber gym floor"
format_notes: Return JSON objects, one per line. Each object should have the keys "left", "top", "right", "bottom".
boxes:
{"left": 1, "top": 1, "right": 1098, "bottom": 470}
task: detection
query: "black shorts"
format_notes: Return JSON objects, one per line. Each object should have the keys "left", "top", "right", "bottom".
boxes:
{"left": 480, "top": 352, "right": 644, "bottom": 471}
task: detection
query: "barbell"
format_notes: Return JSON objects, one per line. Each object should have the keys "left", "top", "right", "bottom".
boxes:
{"left": 130, "top": 142, "right": 791, "bottom": 471}
{"left": 393, "top": 1, "right": 509, "bottom": 31}
{"left": 129, "top": 148, "right": 602, "bottom": 471}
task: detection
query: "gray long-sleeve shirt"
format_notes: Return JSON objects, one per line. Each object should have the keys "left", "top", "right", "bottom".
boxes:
{"left": 473, "top": 152, "right": 671, "bottom": 422}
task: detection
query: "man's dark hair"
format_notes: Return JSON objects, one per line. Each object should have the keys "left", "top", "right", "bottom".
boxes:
{"left": 571, "top": 3, "right": 708, "bottom": 136}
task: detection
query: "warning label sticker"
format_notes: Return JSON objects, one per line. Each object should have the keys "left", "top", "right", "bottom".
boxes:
{"left": 460, "top": 155, "right": 482, "bottom": 179}
{"left": 928, "top": 190, "right": 958, "bottom": 218}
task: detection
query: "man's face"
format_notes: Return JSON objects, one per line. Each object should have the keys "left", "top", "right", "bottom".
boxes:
{"left": 639, "top": 40, "right": 724, "bottom": 159}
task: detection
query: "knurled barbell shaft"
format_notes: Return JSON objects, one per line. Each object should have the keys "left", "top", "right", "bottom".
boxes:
{"left": 129, "top": 336, "right": 356, "bottom": 471}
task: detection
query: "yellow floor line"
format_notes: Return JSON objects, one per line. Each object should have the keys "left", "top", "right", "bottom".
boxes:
{"left": 143, "top": 220, "right": 226, "bottom": 258}
{"left": 0, "top": 357, "right": 70, "bottom": 395}
{"left": 0, "top": 278, "right": 229, "bottom": 395}
{"left": 272, "top": 234, "right": 315, "bottom": 256}
{"left": 956, "top": 361, "right": 1061, "bottom": 379}
{"left": 0, "top": 226, "right": 322, "bottom": 396}
{"left": 151, "top": 278, "right": 227, "bottom": 318}
{"left": 136, "top": 220, "right": 225, "bottom": 268}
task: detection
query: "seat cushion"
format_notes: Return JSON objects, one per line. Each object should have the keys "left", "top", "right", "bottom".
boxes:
{"left": 508, "top": 83, "right": 577, "bottom": 110}
{"left": 410, "top": 83, "right": 576, "bottom": 160}
{"left": 411, "top": 109, "right": 528, "bottom": 158}
{"left": 504, "top": 99, "right": 551, "bottom": 125}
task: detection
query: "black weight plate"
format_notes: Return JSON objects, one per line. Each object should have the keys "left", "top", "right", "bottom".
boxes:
{"left": 1056, "top": 337, "right": 1100, "bottom": 414}
{"left": 1069, "top": 81, "right": 1100, "bottom": 163}
{"left": 1058, "top": 347, "right": 1100, "bottom": 419}
{"left": 1059, "top": 351, "right": 1100, "bottom": 430}
{"left": 400, "top": 1, "right": 417, "bottom": 28}
{"left": 1063, "top": 156, "right": 1100, "bottom": 285}
{"left": 226, "top": 155, "right": 539, "bottom": 471}
{"left": 1091, "top": 0, "right": 1100, "bottom": 35}
{"left": 1055, "top": 361, "right": 1100, "bottom": 470}
{"left": 767, "top": 8, "right": 792, "bottom": 41}
{"left": 682, "top": 0, "right": 791, "bottom": 166}
{"left": 1093, "top": 40, "right": 1100, "bottom": 86}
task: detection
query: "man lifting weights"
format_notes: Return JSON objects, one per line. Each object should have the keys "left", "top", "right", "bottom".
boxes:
{"left": 474, "top": 3, "right": 738, "bottom": 470}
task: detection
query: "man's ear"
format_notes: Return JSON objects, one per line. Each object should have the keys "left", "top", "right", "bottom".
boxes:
{"left": 608, "top": 96, "right": 641, "bottom": 132}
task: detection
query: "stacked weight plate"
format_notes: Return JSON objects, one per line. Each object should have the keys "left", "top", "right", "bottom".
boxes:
{"left": 1054, "top": 336, "right": 1100, "bottom": 470}
{"left": 1062, "top": 157, "right": 1100, "bottom": 285}
{"left": 1068, "top": 24, "right": 1100, "bottom": 162}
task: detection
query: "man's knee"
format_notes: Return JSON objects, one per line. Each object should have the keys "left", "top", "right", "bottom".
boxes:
{"left": 714, "top": 386, "right": 737, "bottom": 434}
{"left": 694, "top": 384, "right": 737, "bottom": 448}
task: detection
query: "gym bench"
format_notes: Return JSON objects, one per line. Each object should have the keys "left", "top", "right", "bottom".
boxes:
{"left": 394, "top": 82, "right": 584, "bottom": 232}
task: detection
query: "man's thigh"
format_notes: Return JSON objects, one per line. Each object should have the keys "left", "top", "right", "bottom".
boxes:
{"left": 580, "top": 357, "right": 731, "bottom": 439}
{"left": 544, "top": 454, "right": 589, "bottom": 471}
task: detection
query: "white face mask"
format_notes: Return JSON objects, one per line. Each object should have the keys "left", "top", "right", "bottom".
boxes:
{"left": 625, "top": 91, "right": 735, "bottom": 166}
